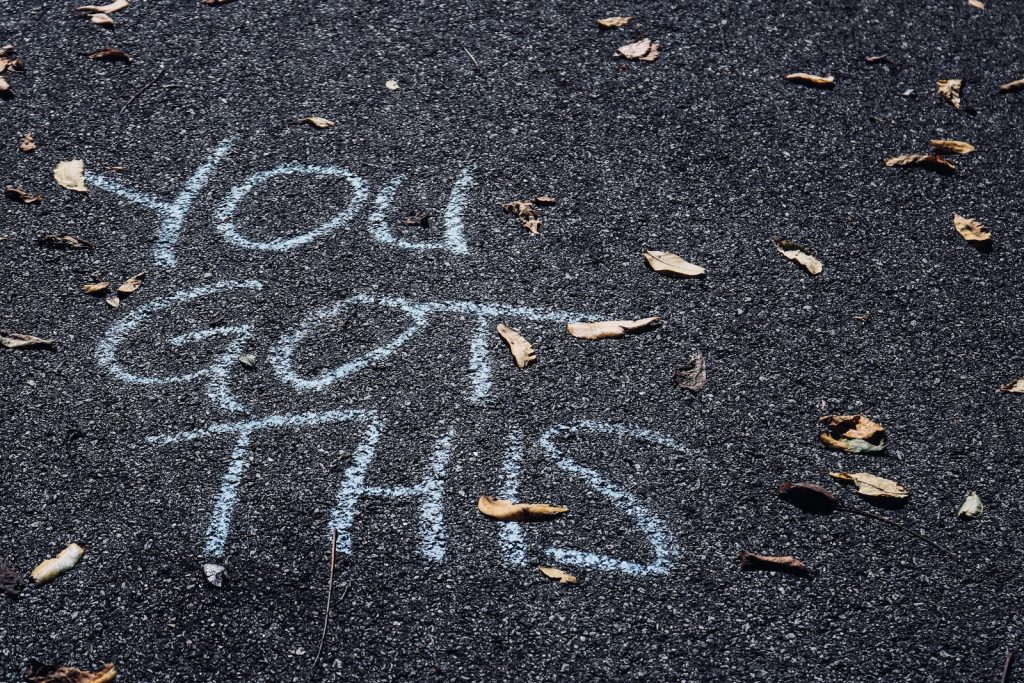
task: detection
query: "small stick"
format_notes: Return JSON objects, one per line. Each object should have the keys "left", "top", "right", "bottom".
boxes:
{"left": 120, "top": 64, "right": 167, "bottom": 113}
{"left": 462, "top": 45, "right": 480, "bottom": 71}
{"left": 845, "top": 508, "right": 952, "bottom": 556}
{"left": 1003, "top": 649, "right": 1016, "bottom": 683}
{"left": 311, "top": 529, "right": 339, "bottom": 674}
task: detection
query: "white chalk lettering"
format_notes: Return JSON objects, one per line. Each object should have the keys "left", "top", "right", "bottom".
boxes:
{"left": 367, "top": 169, "right": 473, "bottom": 254}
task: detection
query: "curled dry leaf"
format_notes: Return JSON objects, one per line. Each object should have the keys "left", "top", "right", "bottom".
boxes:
{"left": 54, "top": 160, "right": 88, "bottom": 192}
{"left": 24, "top": 661, "right": 117, "bottom": 683}
{"left": 534, "top": 195, "right": 556, "bottom": 206}
{"left": 19, "top": 132, "right": 36, "bottom": 152}
{"left": 937, "top": 79, "right": 962, "bottom": 109}
{"left": 957, "top": 491, "right": 983, "bottom": 519}
{"left": 643, "top": 250, "right": 705, "bottom": 277}
{"left": 674, "top": 352, "right": 706, "bottom": 393}
{"left": 38, "top": 234, "right": 93, "bottom": 249}
{"left": 773, "top": 239, "right": 822, "bottom": 275}
{"left": 31, "top": 543, "right": 84, "bottom": 584}
{"left": 81, "top": 281, "right": 110, "bottom": 294}
{"left": 0, "top": 329, "right": 55, "bottom": 349}
{"left": 998, "top": 378, "right": 1024, "bottom": 393}
{"left": 385, "top": 79, "right": 399, "bottom": 90}
{"left": 783, "top": 72, "right": 835, "bottom": 88}
{"left": 829, "top": 471, "right": 908, "bottom": 500}
{"left": 203, "top": 562, "right": 226, "bottom": 588}
{"left": 999, "top": 78, "right": 1024, "bottom": 93}
{"left": 566, "top": 316, "right": 659, "bottom": 340}
{"left": 298, "top": 116, "right": 335, "bottom": 129}
{"left": 478, "top": 495, "right": 567, "bottom": 521}
{"left": 929, "top": 139, "right": 975, "bottom": 155}
{"left": 87, "top": 47, "right": 133, "bottom": 63}
{"left": 90, "top": 13, "right": 115, "bottom": 27}
{"left": 538, "top": 566, "right": 577, "bottom": 584}
{"left": 778, "top": 482, "right": 839, "bottom": 514}
{"left": 500, "top": 201, "right": 541, "bottom": 235}
{"left": 818, "top": 414, "right": 887, "bottom": 453}
{"left": 616, "top": 38, "right": 660, "bottom": 62}
{"left": 883, "top": 153, "right": 956, "bottom": 175}
{"left": 116, "top": 271, "right": 146, "bottom": 294}
{"left": 4, "top": 186, "right": 42, "bottom": 204}
{"left": 1, "top": 560, "right": 26, "bottom": 598}
{"left": 76, "top": 0, "right": 128, "bottom": 12}
{"left": 953, "top": 214, "right": 990, "bottom": 242}
{"left": 738, "top": 551, "right": 809, "bottom": 575}
{"left": 596, "top": 16, "right": 634, "bottom": 29}
{"left": 865, "top": 54, "right": 888, "bottom": 64}
{"left": 496, "top": 323, "right": 535, "bottom": 368}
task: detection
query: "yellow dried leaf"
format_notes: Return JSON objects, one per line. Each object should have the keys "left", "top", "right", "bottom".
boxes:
{"left": 883, "top": 154, "right": 956, "bottom": 174}
{"left": 998, "top": 378, "right": 1024, "bottom": 393}
{"left": 478, "top": 495, "right": 567, "bottom": 521}
{"left": 829, "top": 471, "right": 908, "bottom": 499}
{"left": 496, "top": 324, "right": 535, "bottom": 368}
{"left": 538, "top": 566, "right": 577, "bottom": 584}
{"left": 81, "top": 281, "right": 110, "bottom": 294}
{"left": 616, "top": 38, "right": 659, "bottom": 62}
{"left": 643, "top": 250, "right": 705, "bottom": 277}
{"left": 773, "top": 239, "right": 822, "bottom": 275}
{"left": 597, "top": 16, "right": 634, "bottom": 29}
{"left": 784, "top": 72, "right": 835, "bottom": 88}
{"left": 76, "top": 0, "right": 128, "bottom": 12}
{"left": 566, "top": 316, "right": 660, "bottom": 340}
{"left": 116, "top": 271, "right": 146, "bottom": 294}
{"left": 937, "top": 79, "right": 962, "bottom": 109}
{"left": 19, "top": 132, "right": 36, "bottom": 152}
{"left": 90, "top": 13, "right": 115, "bottom": 27}
{"left": 385, "top": 79, "right": 399, "bottom": 90}
{"left": 953, "top": 213, "right": 990, "bottom": 242}
{"left": 298, "top": 116, "right": 335, "bottom": 128}
{"left": 968, "top": 0, "right": 985, "bottom": 9}
{"left": 0, "top": 329, "right": 55, "bottom": 349}
{"left": 25, "top": 661, "right": 117, "bottom": 683}
{"left": 929, "top": 139, "right": 975, "bottom": 155}
{"left": 54, "top": 160, "right": 88, "bottom": 192}
{"left": 957, "top": 491, "right": 983, "bottom": 519}
{"left": 31, "top": 543, "right": 84, "bottom": 584}
{"left": 819, "top": 414, "right": 887, "bottom": 453}
{"left": 999, "top": 78, "right": 1024, "bottom": 93}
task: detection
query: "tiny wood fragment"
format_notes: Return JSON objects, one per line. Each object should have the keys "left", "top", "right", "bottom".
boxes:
{"left": 738, "top": 551, "right": 809, "bottom": 576}
{"left": 538, "top": 566, "right": 577, "bottom": 584}
{"left": 566, "top": 316, "right": 659, "bottom": 340}
{"left": 883, "top": 154, "right": 956, "bottom": 175}
{"left": 784, "top": 72, "right": 834, "bottom": 88}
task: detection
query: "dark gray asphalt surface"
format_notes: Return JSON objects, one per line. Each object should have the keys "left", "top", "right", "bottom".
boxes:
{"left": 3, "top": 0, "right": 1024, "bottom": 680}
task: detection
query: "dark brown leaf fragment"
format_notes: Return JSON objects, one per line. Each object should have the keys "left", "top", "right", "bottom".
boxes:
{"left": 0, "top": 560, "right": 26, "bottom": 598}
{"left": 778, "top": 482, "right": 839, "bottom": 514}
{"left": 38, "top": 234, "right": 93, "bottom": 249}
{"left": 500, "top": 200, "right": 541, "bottom": 235}
{"left": 86, "top": 48, "right": 133, "bottom": 63}
{"left": 24, "top": 660, "right": 117, "bottom": 683}
{"left": 738, "top": 551, "right": 809, "bottom": 576}
{"left": 5, "top": 186, "right": 42, "bottom": 204}
{"left": 0, "top": 329, "right": 55, "bottom": 349}
{"left": 674, "top": 352, "right": 706, "bottom": 393}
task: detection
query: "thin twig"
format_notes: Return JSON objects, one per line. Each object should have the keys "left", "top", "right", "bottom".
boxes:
{"left": 461, "top": 45, "right": 480, "bottom": 71}
{"left": 1003, "top": 649, "right": 1016, "bottom": 683}
{"left": 311, "top": 529, "right": 339, "bottom": 674}
{"left": 845, "top": 508, "right": 952, "bottom": 556}
{"left": 120, "top": 64, "right": 167, "bottom": 113}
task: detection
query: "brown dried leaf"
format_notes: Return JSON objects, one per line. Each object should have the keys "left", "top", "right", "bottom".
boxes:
{"left": 616, "top": 38, "right": 659, "bottom": 62}
{"left": 297, "top": 116, "right": 335, "bottom": 129}
{"left": 783, "top": 72, "right": 835, "bottom": 88}
{"left": 953, "top": 213, "right": 990, "bottom": 242}
{"left": 538, "top": 566, "right": 577, "bottom": 584}
{"left": 478, "top": 495, "right": 567, "bottom": 521}
{"left": 0, "top": 560, "right": 26, "bottom": 598}
{"left": 818, "top": 414, "right": 887, "bottom": 453}
{"left": 929, "top": 139, "right": 975, "bottom": 154}
{"left": 105, "top": 293, "right": 121, "bottom": 308}
{"left": 500, "top": 201, "right": 541, "bottom": 235}
{"left": 38, "top": 234, "right": 93, "bottom": 249}
{"left": 116, "top": 271, "right": 146, "bottom": 294}
{"left": 999, "top": 78, "right": 1024, "bottom": 93}
{"left": 937, "top": 79, "right": 962, "bottom": 109}
{"left": 31, "top": 543, "right": 84, "bottom": 584}
{"left": 0, "top": 329, "right": 55, "bottom": 349}
{"left": 86, "top": 47, "right": 133, "bottom": 63}
{"left": 566, "top": 316, "right": 660, "bottom": 340}
{"left": 829, "top": 471, "right": 908, "bottom": 499}
{"left": 81, "top": 281, "right": 110, "bottom": 294}
{"left": 54, "top": 160, "right": 88, "bottom": 192}
{"left": 0, "top": 76, "right": 10, "bottom": 94}
{"left": 496, "top": 323, "right": 535, "bottom": 368}
{"left": 76, "top": 0, "right": 128, "bottom": 12}
{"left": 90, "top": 13, "right": 115, "bottom": 27}
{"left": 773, "top": 239, "right": 822, "bottom": 275}
{"left": 643, "top": 250, "right": 705, "bottom": 277}
{"left": 597, "top": 16, "right": 634, "bottom": 29}
{"left": 738, "top": 551, "right": 809, "bottom": 575}
{"left": 883, "top": 153, "right": 956, "bottom": 175}
{"left": 19, "top": 132, "right": 36, "bottom": 152}
{"left": 674, "top": 352, "right": 706, "bottom": 393}
{"left": 24, "top": 660, "right": 117, "bottom": 683}
{"left": 5, "top": 186, "right": 42, "bottom": 204}
{"left": 778, "top": 482, "right": 839, "bottom": 514}
{"left": 998, "top": 378, "right": 1024, "bottom": 393}
{"left": 534, "top": 195, "right": 556, "bottom": 206}
{"left": 865, "top": 54, "right": 888, "bottom": 64}
{"left": 968, "top": 0, "right": 985, "bottom": 9}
